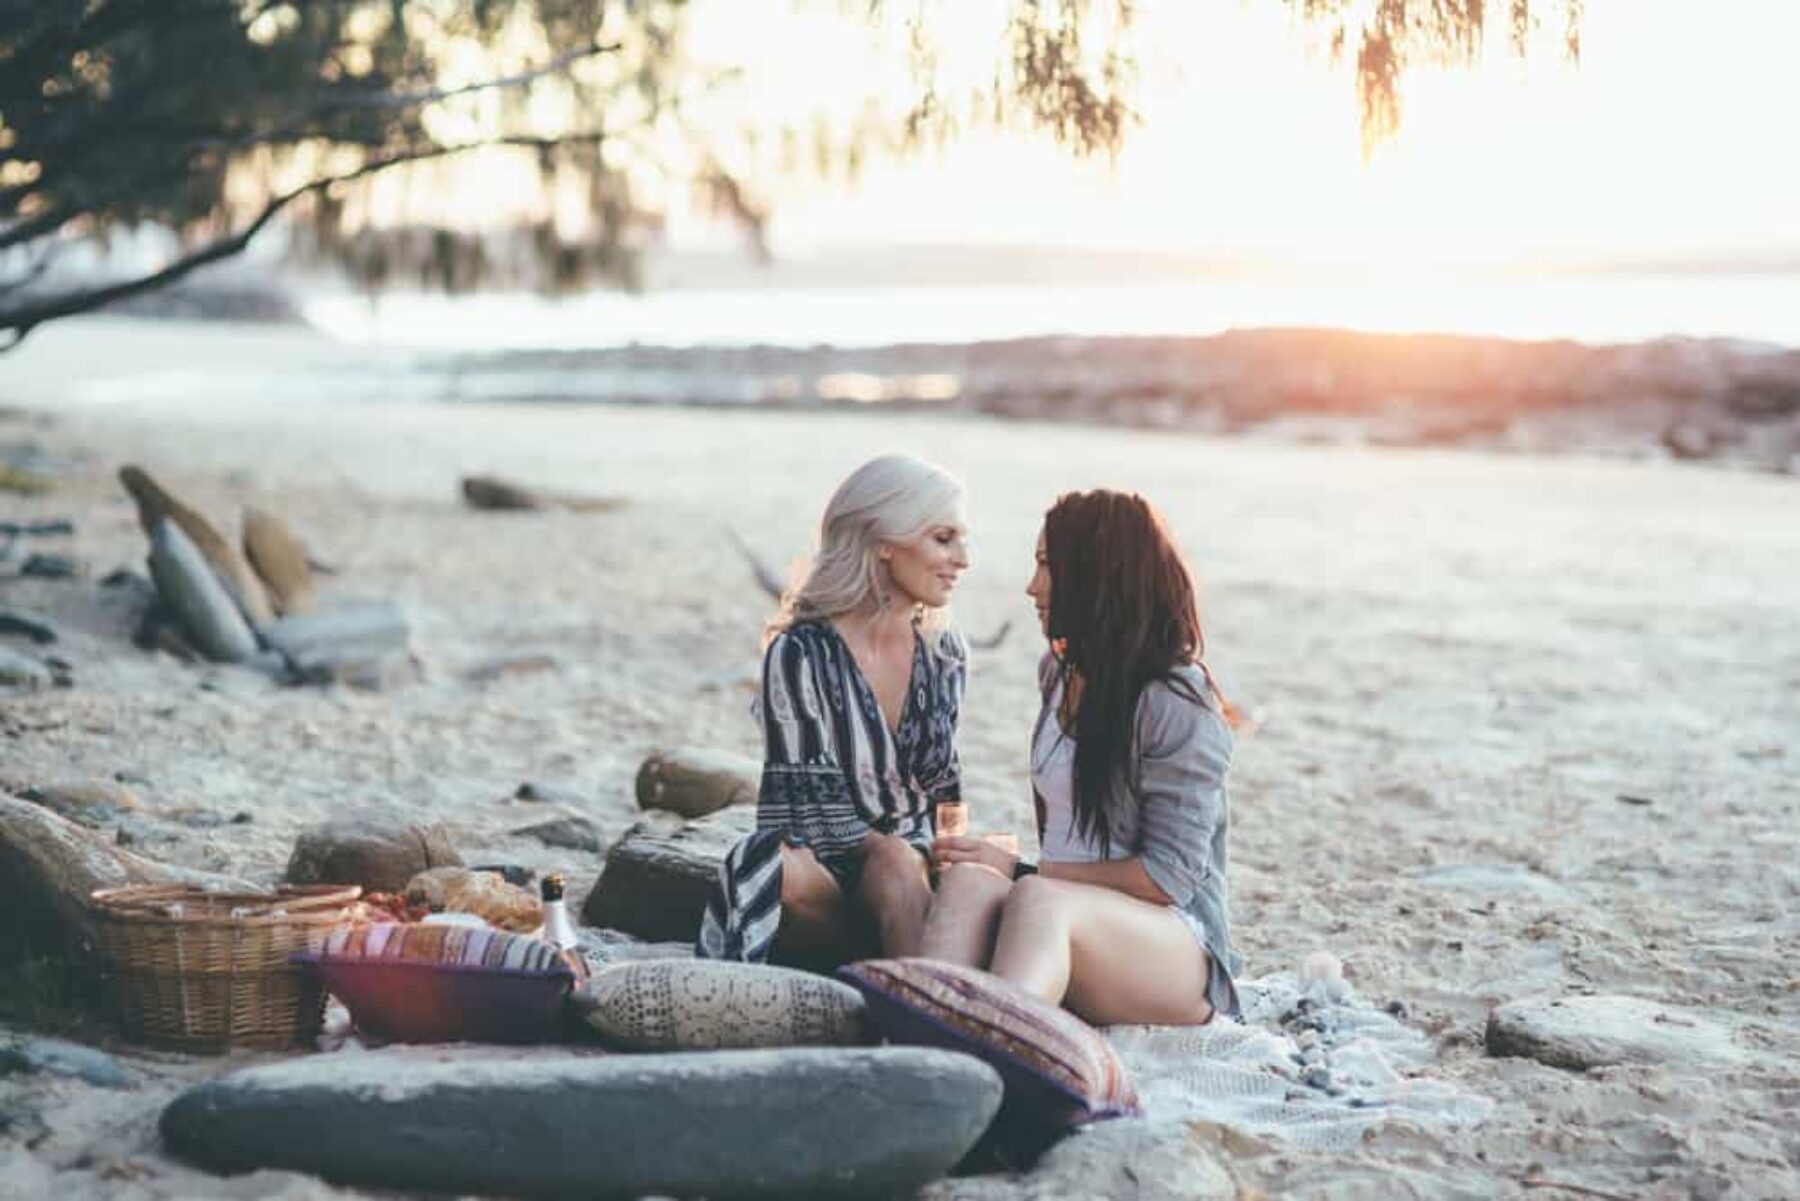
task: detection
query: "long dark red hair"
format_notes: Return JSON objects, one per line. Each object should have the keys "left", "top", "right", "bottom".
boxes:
{"left": 1042, "top": 489, "right": 1215, "bottom": 855}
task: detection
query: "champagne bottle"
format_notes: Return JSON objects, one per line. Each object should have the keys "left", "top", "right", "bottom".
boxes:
{"left": 539, "top": 873, "right": 588, "bottom": 982}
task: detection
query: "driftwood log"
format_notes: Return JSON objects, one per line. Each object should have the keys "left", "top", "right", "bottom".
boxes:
{"left": 119, "top": 465, "right": 273, "bottom": 627}
{"left": 242, "top": 507, "right": 318, "bottom": 615}
{"left": 461, "top": 475, "right": 627, "bottom": 513}
{"left": 0, "top": 793, "right": 250, "bottom": 968}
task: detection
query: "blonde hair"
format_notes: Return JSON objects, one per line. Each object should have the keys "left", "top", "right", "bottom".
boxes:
{"left": 769, "top": 454, "right": 965, "bottom": 643}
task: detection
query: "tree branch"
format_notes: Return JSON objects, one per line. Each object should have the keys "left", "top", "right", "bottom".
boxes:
{"left": 297, "top": 39, "right": 622, "bottom": 118}
{"left": 0, "top": 133, "right": 608, "bottom": 348}
{"left": 2, "top": 39, "right": 623, "bottom": 250}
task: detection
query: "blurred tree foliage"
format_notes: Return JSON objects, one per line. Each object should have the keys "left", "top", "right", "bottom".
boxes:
{"left": 0, "top": 0, "right": 1580, "bottom": 346}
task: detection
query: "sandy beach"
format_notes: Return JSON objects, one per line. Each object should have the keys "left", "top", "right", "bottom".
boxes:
{"left": 2, "top": 318, "right": 1798, "bottom": 1199}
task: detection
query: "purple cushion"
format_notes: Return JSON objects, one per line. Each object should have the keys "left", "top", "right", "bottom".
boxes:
{"left": 293, "top": 923, "right": 574, "bottom": 1044}
{"left": 837, "top": 958, "right": 1140, "bottom": 1134}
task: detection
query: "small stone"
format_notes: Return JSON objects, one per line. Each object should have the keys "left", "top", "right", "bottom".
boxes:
{"left": 20, "top": 553, "right": 79, "bottom": 578}
{"left": 0, "top": 1037, "right": 135, "bottom": 1089}
{"left": 635, "top": 747, "right": 759, "bottom": 818}
{"left": 513, "top": 814, "right": 603, "bottom": 853}
{"left": 286, "top": 818, "right": 462, "bottom": 893}
{"left": 0, "top": 612, "right": 56, "bottom": 644}
{"left": 464, "top": 653, "right": 559, "bottom": 685}
{"left": 461, "top": 475, "right": 544, "bottom": 511}
{"left": 20, "top": 780, "right": 140, "bottom": 827}
{"left": 0, "top": 646, "right": 51, "bottom": 690}
{"left": 1486, "top": 994, "right": 1746, "bottom": 1072}
{"left": 513, "top": 781, "right": 591, "bottom": 807}
{"left": 100, "top": 568, "right": 151, "bottom": 592}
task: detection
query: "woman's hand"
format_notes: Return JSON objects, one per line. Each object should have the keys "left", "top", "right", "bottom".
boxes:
{"left": 932, "top": 835, "right": 1017, "bottom": 880}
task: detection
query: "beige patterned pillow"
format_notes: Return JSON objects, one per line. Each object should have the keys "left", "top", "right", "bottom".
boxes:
{"left": 574, "top": 960, "right": 869, "bottom": 1050}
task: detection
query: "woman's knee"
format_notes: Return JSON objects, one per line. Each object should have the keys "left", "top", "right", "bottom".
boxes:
{"left": 937, "top": 861, "right": 1012, "bottom": 903}
{"left": 1002, "top": 873, "right": 1064, "bottom": 915}
{"left": 859, "top": 835, "right": 930, "bottom": 912}
{"left": 862, "top": 833, "right": 928, "bottom": 885}
{"left": 779, "top": 843, "right": 836, "bottom": 910}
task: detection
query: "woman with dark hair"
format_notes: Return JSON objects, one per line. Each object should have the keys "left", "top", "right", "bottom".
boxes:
{"left": 921, "top": 489, "right": 1239, "bottom": 1025}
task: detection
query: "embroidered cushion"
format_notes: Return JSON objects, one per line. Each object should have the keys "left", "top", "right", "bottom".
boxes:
{"left": 574, "top": 960, "right": 868, "bottom": 1050}
{"left": 294, "top": 922, "right": 575, "bottom": 1044}
{"left": 837, "top": 958, "right": 1140, "bottom": 1135}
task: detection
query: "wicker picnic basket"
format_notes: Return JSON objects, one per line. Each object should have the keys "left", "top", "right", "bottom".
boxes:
{"left": 89, "top": 883, "right": 362, "bottom": 1052}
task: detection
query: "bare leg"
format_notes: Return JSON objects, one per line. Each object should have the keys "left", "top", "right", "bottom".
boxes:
{"left": 858, "top": 834, "right": 934, "bottom": 957}
{"left": 771, "top": 843, "right": 858, "bottom": 970}
{"left": 919, "top": 863, "right": 1011, "bottom": 967}
{"left": 988, "top": 876, "right": 1214, "bottom": 1026}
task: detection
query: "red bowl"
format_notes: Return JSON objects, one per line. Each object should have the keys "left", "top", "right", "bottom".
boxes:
{"left": 293, "top": 954, "right": 575, "bottom": 1044}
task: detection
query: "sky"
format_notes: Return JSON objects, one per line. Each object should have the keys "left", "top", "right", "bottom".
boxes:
{"left": 660, "top": 0, "right": 1800, "bottom": 273}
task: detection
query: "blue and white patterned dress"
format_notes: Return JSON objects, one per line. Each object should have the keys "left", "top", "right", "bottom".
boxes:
{"left": 696, "top": 618, "right": 966, "bottom": 962}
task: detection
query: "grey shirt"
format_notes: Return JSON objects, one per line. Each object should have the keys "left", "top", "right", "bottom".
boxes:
{"left": 1032, "top": 655, "right": 1240, "bottom": 998}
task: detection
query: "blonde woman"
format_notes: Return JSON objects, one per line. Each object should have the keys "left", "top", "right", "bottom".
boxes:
{"left": 698, "top": 454, "right": 972, "bottom": 967}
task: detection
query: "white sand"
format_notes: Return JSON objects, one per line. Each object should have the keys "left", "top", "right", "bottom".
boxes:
{"left": 2, "top": 318, "right": 1798, "bottom": 1198}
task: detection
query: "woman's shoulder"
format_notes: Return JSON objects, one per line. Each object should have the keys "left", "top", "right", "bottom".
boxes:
{"left": 1138, "top": 665, "right": 1232, "bottom": 750}
{"left": 929, "top": 624, "right": 969, "bottom": 667}
{"left": 762, "top": 619, "right": 838, "bottom": 672}
{"left": 769, "top": 618, "right": 834, "bottom": 650}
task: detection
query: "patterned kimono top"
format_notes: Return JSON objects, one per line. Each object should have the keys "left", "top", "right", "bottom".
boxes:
{"left": 696, "top": 618, "right": 966, "bottom": 962}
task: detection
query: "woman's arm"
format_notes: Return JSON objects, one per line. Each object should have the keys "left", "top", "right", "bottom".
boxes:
{"left": 1133, "top": 678, "right": 1233, "bottom": 908}
{"left": 756, "top": 629, "right": 864, "bottom": 851}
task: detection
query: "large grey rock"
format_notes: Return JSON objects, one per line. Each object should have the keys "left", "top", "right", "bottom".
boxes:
{"left": 1486, "top": 994, "right": 1745, "bottom": 1072}
{"left": 161, "top": 1045, "right": 1002, "bottom": 1198}
{"left": 146, "top": 519, "right": 258, "bottom": 662}
{"left": 285, "top": 818, "right": 461, "bottom": 893}
{"left": 582, "top": 806, "right": 757, "bottom": 942}
{"left": 635, "top": 747, "right": 759, "bottom": 818}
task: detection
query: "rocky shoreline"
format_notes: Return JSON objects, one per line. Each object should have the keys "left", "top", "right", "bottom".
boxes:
{"left": 442, "top": 329, "right": 1800, "bottom": 475}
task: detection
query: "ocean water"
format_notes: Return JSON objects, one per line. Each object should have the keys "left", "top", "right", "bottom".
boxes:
{"left": 303, "top": 271, "right": 1800, "bottom": 352}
